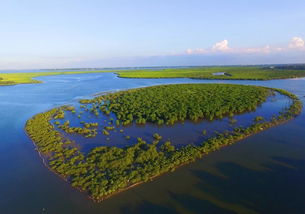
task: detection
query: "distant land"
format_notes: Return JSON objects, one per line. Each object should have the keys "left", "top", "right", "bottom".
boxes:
{"left": 1, "top": 64, "right": 305, "bottom": 86}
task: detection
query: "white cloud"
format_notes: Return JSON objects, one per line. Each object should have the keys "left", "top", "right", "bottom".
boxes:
{"left": 289, "top": 37, "right": 305, "bottom": 49}
{"left": 244, "top": 45, "right": 274, "bottom": 54}
{"left": 212, "top": 39, "right": 230, "bottom": 51}
{"left": 186, "top": 37, "right": 305, "bottom": 55}
{"left": 186, "top": 40, "right": 230, "bottom": 54}
{"left": 186, "top": 48, "right": 206, "bottom": 54}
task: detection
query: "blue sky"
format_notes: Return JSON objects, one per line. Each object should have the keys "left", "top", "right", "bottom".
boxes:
{"left": 1, "top": 0, "right": 305, "bottom": 69}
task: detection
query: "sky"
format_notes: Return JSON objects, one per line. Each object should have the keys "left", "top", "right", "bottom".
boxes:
{"left": 0, "top": 0, "right": 305, "bottom": 69}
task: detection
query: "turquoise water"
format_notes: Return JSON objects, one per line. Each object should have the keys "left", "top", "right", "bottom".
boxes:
{"left": 1, "top": 72, "right": 305, "bottom": 213}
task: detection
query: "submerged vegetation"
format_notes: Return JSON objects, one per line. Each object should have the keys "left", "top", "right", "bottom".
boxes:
{"left": 25, "top": 84, "right": 302, "bottom": 202}
{"left": 57, "top": 121, "right": 98, "bottom": 138}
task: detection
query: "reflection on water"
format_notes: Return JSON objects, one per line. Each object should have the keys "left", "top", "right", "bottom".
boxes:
{"left": 188, "top": 157, "right": 305, "bottom": 214}
{"left": 0, "top": 72, "right": 305, "bottom": 213}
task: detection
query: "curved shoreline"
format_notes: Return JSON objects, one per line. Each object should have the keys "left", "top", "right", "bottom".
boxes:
{"left": 25, "top": 85, "right": 302, "bottom": 202}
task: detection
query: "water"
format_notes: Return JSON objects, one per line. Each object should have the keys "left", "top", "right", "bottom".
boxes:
{"left": 212, "top": 72, "right": 231, "bottom": 76}
{"left": 0, "top": 72, "right": 305, "bottom": 214}
{"left": 59, "top": 92, "right": 290, "bottom": 153}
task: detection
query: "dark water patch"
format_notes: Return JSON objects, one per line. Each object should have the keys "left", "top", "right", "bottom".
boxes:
{"left": 168, "top": 191, "right": 236, "bottom": 214}
{"left": 190, "top": 157, "right": 305, "bottom": 214}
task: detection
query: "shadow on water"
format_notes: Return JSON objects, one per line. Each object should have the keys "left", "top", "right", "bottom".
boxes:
{"left": 118, "top": 192, "right": 235, "bottom": 214}
{"left": 184, "top": 157, "right": 305, "bottom": 214}
{"left": 168, "top": 191, "right": 236, "bottom": 214}
{"left": 120, "top": 201, "right": 179, "bottom": 214}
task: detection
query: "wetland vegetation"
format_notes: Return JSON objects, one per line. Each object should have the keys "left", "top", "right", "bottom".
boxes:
{"left": 116, "top": 66, "right": 305, "bottom": 80}
{"left": 0, "top": 70, "right": 110, "bottom": 85}
{"left": 82, "top": 84, "right": 270, "bottom": 125}
{"left": 2, "top": 65, "right": 305, "bottom": 86}
{"left": 25, "top": 83, "right": 302, "bottom": 202}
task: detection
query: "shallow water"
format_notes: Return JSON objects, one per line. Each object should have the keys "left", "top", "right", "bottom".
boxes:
{"left": 59, "top": 92, "right": 290, "bottom": 153}
{"left": 1, "top": 72, "right": 305, "bottom": 214}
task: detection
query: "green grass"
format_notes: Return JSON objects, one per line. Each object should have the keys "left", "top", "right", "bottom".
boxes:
{"left": 116, "top": 66, "right": 305, "bottom": 80}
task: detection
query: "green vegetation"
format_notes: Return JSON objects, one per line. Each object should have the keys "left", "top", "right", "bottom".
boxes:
{"left": 102, "top": 129, "right": 110, "bottom": 136}
{"left": 54, "top": 109, "right": 65, "bottom": 119}
{"left": 25, "top": 84, "right": 302, "bottom": 202}
{"left": 153, "top": 133, "right": 162, "bottom": 141}
{"left": 229, "top": 118, "right": 238, "bottom": 124}
{"left": 82, "top": 84, "right": 270, "bottom": 125}
{"left": 58, "top": 120, "right": 98, "bottom": 138}
{"left": 84, "top": 122, "right": 98, "bottom": 128}
{"left": 254, "top": 116, "right": 264, "bottom": 122}
{"left": 2, "top": 65, "right": 305, "bottom": 86}
{"left": 104, "top": 126, "right": 115, "bottom": 131}
{"left": 116, "top": 66, "right": 305, "bottom": 80}
{"left": 0, "top": 70, "right": 111, "bottom": 86}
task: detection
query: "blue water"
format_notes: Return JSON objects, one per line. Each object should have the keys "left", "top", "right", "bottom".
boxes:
{"left": 1, "top": 72, "right": 305, "bottom": 214}
{"left": 58, "top": 92, "right": 289, "bottom": 153}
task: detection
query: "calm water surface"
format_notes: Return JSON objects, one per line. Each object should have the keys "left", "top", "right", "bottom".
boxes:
{"left": 60, "top": 92, "right": 290, "bottom": 153}
{"left": 0, "top": 72, "right": 305, "bottom": 214}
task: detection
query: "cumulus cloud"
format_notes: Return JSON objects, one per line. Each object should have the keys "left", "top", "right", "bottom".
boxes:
{"left": 212, "top": 39, "right": 230, "bottom": 51}
{"left": 289, "top": 37, "right": 305, "bottom": 49}
{"left": 186, "top": 39, "right": 230, "bottom": 54}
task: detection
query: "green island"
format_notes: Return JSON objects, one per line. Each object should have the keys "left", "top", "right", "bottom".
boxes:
{"left": 25, "top": 84, "right": 302, "bottom": 202}
{"left": 2, "top": 64, "right": 305, "bottom": 86}
{"left": 80, "top": 84, "right": 270, "bottom": 124}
